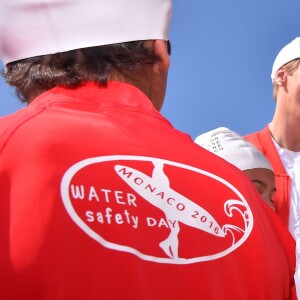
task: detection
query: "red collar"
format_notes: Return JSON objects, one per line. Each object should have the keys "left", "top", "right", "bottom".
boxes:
{"left": 29, "top": 81, "right": 165, "bottom": 120}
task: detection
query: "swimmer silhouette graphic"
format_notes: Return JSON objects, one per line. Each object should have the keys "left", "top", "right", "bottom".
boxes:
{"left": 115, "top": 161, "right": 226, "bottom": 258}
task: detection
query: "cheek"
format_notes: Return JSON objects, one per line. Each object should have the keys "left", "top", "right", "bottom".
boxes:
{"left": 252, "top": 182, "right": 263, "bottom": 196}
{"left": 296, "top": 88, "right": 300, "bottom": 102}
{"left": 261, "top": 190, "right": 276, "bottom": 211}
{"left": 292, "top": 76, "right": 300, "bottom": 99}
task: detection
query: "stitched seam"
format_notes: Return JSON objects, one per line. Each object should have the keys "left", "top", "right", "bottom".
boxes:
{"left": 46, "top": 99, "right": 171, "bottom": 123}
{"left": 0, "top": 107, "right": 47, "bottom": 154}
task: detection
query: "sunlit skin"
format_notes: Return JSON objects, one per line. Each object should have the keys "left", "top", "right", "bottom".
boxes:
{"left": 244, "top": 168, "right": 276, "bottom": 211}
{"left": 271, "top": 63, "right": 300, "bottom": 151}
{"left": 132, "top": 40, "right": 170, "bottom": 112}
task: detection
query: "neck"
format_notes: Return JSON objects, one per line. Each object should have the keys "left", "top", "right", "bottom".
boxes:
{"left": 109, "top": 67, "right": 164, "bottom": 111}
{"left": 270, "top": 119, "right": 300, "bottom": 152}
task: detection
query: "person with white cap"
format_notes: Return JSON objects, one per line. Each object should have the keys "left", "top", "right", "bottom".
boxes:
{"left": 0, "top": 1, "right": 297, "bottom": 299}
{"left": 195, "top": 127, "right": 276, "bottom": 211}
{"left": 245, "top": 37, "right": 300, "bottom": 298}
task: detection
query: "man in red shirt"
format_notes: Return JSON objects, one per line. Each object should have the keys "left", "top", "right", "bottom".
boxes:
{"left": 0, "top": 1, "right": 296, "bottom": 299}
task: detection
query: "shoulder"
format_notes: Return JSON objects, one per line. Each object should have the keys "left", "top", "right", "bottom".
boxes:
{"left": 244, "top": 126, "right": 271, "bottom": 152}
{"left": 0, "top": 105, "right": 46, "bottom": 153}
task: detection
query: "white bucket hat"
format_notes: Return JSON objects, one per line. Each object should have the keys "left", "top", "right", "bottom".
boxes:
{"left": 271, "top": 37, "right": 300, "bottom": 82}
{"left": 195, "top": 127, "right": 273, "bottom": 172}
{"left": 0, "top": 0, "right": 172, "bottom": 65}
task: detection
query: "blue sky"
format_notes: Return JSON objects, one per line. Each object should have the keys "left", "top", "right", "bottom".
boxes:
{"left": 1, "top": 0, "right": 300, "bottom": 139}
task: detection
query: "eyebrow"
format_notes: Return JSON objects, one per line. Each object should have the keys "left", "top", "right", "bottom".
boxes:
{"left": 251, "top": 179, "right": 265, "bottom": 187}
{"left": 251, "top": 179, "right": 277, "bottom": 193}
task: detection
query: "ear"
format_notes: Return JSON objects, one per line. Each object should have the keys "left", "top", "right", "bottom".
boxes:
{"left": 274, "top": 68, "right": 287, "bottom": 86}
{"left": 153, "top": 40, "right": 170, "bottom": 72}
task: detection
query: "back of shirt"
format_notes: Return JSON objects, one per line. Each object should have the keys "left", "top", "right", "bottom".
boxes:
{"left": 0, "top": 83, "right": 296, "bottom": 300}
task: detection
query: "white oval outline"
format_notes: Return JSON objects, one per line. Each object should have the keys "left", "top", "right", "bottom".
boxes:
{"left": 61, "top": 155, "right": 253, "bottom": 264}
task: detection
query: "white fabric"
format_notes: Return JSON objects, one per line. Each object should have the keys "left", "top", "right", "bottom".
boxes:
{"left": 195, "top": 127, "right": 273, "bottom": 171}
{"left": 271, "top": 37, "right": 300, "bottom": 82}
{"left": 0, "top": 0, "right": 172, "bottom": 65}
{"left": 272, "top": 139, "right": 300, "bottom": 299}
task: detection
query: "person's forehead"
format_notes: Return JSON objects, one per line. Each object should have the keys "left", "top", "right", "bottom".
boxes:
{"left": 244, "top": 168, "right": 275, "bottom": 186}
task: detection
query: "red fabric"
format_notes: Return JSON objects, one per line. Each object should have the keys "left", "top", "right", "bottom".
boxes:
{"left": 245, "top": 126, "right": 291, "bottom": 227}
{"left": 0, "top": 82, "right": 296, "bottom": 299}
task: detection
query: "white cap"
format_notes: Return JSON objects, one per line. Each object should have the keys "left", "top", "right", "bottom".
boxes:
{"left": 271, "top": 37, "right": 300, "bottom": 82}
{"left": 195, "top": 127, "right": 273, "bottom": 172}
{"left": 0, "top": 0, "right": 172, "bottom": 65}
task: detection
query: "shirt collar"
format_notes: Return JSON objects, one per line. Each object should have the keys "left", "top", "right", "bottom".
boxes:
{"left": 29, "top": 81, "right": 165, "bottom": 120}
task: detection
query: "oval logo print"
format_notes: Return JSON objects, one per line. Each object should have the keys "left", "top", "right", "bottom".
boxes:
{"left": 61, "top": 155, "right": 253, "bottom": 264}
